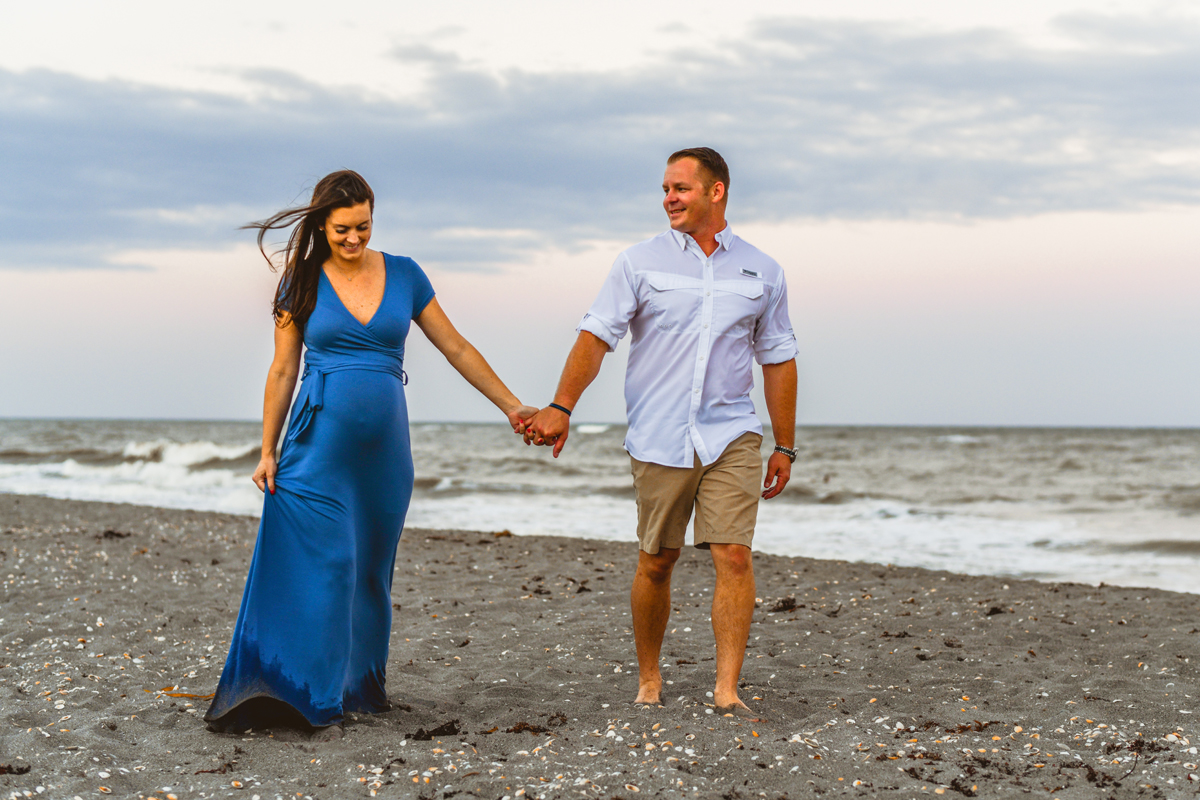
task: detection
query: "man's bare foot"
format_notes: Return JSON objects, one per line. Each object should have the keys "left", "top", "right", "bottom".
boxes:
{"left": 634, "top": 680, "right": 664, "bottom": 706}
{"left": 310, "top": 723, "right": 344, "bottom": 742}
{"left": 714, "top": 701, "right": 767, "bottom": 723}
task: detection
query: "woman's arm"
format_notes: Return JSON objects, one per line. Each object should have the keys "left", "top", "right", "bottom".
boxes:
{"left": 413, "top": 298, "right": 538, "bottom": 431}
{"left": 252, "top": 314, "right": 304, "bottom": 493}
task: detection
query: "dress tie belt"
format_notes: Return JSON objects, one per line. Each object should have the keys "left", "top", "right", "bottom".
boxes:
{"left": 286, "top": 362, "right": 407, "bottom": 443}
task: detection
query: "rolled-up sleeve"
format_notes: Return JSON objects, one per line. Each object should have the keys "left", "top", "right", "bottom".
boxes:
{"left": 752, "top": 275, "right": 798, "bottom": 365}
{"left": 577, "top": 254, "right": 638, "bottom": 352}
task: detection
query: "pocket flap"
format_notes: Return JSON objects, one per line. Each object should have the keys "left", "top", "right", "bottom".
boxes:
{"left": 713, "top": 280, "right": 764, "bottom": 300}
{"left": 646, "top": 271, "right": 705, "bottom": 292}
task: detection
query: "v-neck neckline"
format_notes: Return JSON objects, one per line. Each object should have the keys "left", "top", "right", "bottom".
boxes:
{"left": 322, "top": 257, "right": 388, "bottom": 328}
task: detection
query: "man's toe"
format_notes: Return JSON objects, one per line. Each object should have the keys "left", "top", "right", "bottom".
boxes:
{"left": 715, "top": 703, "right": 767, "bottom": 723}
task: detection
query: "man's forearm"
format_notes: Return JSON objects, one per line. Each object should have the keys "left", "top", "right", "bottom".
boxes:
{"left": 761, "top": 359, "right": 797, "bottom": 448}
{"left": 553, "top": 331, "right": 610, "bottom": 409}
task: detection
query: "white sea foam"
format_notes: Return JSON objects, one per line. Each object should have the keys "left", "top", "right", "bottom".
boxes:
{"left": 0, "top": 460, "right": 264, "bottom": 516}
{"left": 936, "top": 434, "right": 982, "bottom": 444}
{"left": 574, "top": 424, "right": 612, "bottom": 435}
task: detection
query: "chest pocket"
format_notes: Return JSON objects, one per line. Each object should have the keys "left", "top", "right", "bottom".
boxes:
{"left": 713, "top": 280, "right": 764, "bottom": 337}
{"left": 645, "top": 272, "right": 704, "bottom": 332}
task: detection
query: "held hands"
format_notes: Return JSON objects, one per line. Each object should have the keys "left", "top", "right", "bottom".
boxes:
{"left": 523, "top": 406, "right": 571, "bottom": 458}
{"left": 762, "top": 451, "right": 791, "bottom": 499}
{"left": 252, "top": 454, "right": 278, "bottom": 495}
{"left": 506, "top": 404, "right": 541, "bottom": 436}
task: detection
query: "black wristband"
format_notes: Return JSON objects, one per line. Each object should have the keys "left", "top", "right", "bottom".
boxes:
{"left": 548, "top": 402, "right": 573, "bottom": 417}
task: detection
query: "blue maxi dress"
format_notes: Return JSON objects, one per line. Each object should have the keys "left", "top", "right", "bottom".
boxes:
{"left": 205, "top": 253, "right": 435, "bottom": 731}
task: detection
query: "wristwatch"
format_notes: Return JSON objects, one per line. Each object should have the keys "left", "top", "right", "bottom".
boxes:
{"left": 773, "top": 444, "right": 797, "bottom": 462}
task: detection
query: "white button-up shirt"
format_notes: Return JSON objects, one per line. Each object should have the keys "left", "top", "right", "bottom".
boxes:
{"left": 578, "top": 225, "right": 798, "bottom": 468}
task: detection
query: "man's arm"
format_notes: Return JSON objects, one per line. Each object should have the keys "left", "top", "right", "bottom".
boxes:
{"left": 524, "top": 331, "right": 610, "bottom": 458}
{"left": 761, "top": 358, "right": 797, "bottom": 499}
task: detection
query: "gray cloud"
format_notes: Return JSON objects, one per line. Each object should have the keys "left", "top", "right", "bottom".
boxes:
{"left": 2, "top": 13, "right": 1198, "bottom": 270}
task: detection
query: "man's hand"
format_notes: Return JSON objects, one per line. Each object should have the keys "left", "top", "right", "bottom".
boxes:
{"left": 524, "top": 406, "right": 571, "bottom": 458}
{"left": 506, "top": 404, "right": 540, "bottom": 435}
{"left": 762, "top": 452, "right": 791, "bottom": 499}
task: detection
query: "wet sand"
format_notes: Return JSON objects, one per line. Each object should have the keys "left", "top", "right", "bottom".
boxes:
{"left": 1, "top": 493, "right": 1198, "bottom": 799}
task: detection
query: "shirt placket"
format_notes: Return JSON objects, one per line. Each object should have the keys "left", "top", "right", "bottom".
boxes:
{"left": 688, "top": 243, "right": 715, "bottom": 464}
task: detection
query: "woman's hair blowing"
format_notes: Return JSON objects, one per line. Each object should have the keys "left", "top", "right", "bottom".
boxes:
{"left": 246, "top": 170, "right": 375, "bottom": 330}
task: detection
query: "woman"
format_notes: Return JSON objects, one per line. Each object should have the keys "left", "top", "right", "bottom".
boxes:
{"left": 204, "top": 170, "right": 536, "bottom": 738}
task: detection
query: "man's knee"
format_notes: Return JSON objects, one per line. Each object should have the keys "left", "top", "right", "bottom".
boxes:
{"left": 637, "top": 547, "right": 681, "bottom": 583}
{"left": 710, "top": 543, "right": 753, "bottom": 578}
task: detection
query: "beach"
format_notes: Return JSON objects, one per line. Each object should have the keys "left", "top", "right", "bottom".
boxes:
{"left": 1, "top": 493, "right": 1198, "bottom": 799}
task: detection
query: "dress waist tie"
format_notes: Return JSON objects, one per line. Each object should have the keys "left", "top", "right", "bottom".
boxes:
{"left": 285, "top": 362, "right": 406, "bottom": 443}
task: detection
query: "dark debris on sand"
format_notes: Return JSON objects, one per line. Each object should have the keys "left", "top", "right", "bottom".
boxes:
{"left": 1, "top": 493, "right": 1198, "bottom": 798}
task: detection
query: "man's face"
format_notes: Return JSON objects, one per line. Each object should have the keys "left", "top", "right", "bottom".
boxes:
{"left": 662, "top": 158, "right": 723, "bottom": 235}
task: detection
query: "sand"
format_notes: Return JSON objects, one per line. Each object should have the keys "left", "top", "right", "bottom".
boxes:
{"left": 1, "top": 493, "right": 1198, "bottom": 799}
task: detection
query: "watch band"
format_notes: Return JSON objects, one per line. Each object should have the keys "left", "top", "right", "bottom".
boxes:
{"left": 773, "top": 444, "right": 797, "bottom": 463}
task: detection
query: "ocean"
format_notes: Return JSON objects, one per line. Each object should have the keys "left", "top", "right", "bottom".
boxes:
{"left": 1, "top": 419, "right": 1197, "bottom": 594}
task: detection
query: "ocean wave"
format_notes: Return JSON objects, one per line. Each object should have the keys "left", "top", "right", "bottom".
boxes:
{"left": 770, "top": 485, "right": 890, "bottom": 505}
{"left": 0, "top": 439, "right": 261, "bottom": 472}
{"left": 1162, "top": 488, "right": 1200, "bottom": 515}
{"left": 938, "top": 494, "right": 1020, "bottom": 504}
{"left": 411, "top": 475, "right": 631, "bottom": 499}
{"left": 592, "top": 485, "right": 637, "bottom": 499}
{"left": 413, "top": 455, "right": 588, "bottom": 477}
{"left": 122, "top": 440, "right": 259, "bottom": 468}
{"left": 1107, "top": 539, "right": 1200, "bottom": 556}
{"left": 0, "top": 447, "right": 125, "bottom": 466}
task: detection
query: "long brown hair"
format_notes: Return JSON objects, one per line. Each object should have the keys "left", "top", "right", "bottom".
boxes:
{"left": 246, "top": 170, "right": 375, "bottom": 330}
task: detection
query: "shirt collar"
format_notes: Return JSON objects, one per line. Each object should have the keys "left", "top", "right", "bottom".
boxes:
{"left": 669, "top": 223, "right": 735, "bottom": 253}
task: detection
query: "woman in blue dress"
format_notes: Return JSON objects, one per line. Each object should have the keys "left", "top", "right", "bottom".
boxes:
{"left": 205, "top": 170, "right": 537, "bottom": 738}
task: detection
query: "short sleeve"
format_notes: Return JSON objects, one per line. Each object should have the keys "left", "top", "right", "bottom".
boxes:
{"left": 752, "top": 273, "right": 798, "bottom": 365}
{"left": 401, "top": 256, "right": 436, "bottom": 318}
{"left": 577, "top": 253, "right": 639, "bottom": 352}
{"left": 274, "top": 273, "right": 293, "bottom": 313}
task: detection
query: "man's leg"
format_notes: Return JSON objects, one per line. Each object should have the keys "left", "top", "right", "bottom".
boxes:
{"left": 630, "top": 547, "right": 681, "bottom": 705}
{"left": 709, "top": 543, "right": 755, "bottom": 710}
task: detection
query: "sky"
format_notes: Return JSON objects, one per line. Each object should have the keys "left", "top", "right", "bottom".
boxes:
{"left": 1, "top": 0, "right": 1198, "bottom": 426}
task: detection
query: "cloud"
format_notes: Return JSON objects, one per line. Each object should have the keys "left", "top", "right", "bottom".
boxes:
{"left": 2, "top": 13, "right": 1198, "bottom": 270}
{"left": 389, "top": 43, "right": 465, "bottom": 67}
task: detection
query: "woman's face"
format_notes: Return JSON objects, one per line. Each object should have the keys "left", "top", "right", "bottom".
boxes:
{"left": 321, "top": 202, "right": 373, "bottom": 263}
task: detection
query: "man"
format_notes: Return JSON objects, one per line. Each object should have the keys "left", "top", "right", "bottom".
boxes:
{"left": 524, "top": 147, "right": 797, "bottom": 720}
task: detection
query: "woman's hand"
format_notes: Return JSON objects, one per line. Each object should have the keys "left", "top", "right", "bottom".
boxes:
{"left": 253, "top": 453, "right": 278, "bottom": 494}
{"left": 523, "top": 405, "right": 571, "bottom": 457}
{"left": 506, "top": 404, "right": 540, "bottom": 435}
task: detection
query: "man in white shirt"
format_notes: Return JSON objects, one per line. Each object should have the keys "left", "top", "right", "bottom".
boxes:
{"left": 524, "top": 148, "right": 797, "bottom": 720}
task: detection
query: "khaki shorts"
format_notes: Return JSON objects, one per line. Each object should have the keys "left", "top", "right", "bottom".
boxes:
{"left": 630, "top": 432, "right": 763, "bottom": 554}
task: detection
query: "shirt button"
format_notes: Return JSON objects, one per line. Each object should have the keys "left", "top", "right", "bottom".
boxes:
{"left": 703, "top": 323, "right": 708, "bottom": 328}
{"left": 694, "top": 388, "right": 700, "bottom": 394}
{"left": 705, "top": 291, "right": 711, "bottom": 296}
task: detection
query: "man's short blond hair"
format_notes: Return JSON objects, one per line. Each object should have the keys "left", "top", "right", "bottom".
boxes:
{"left": 667, "top": 147, "right": 730, "bottom": 194}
